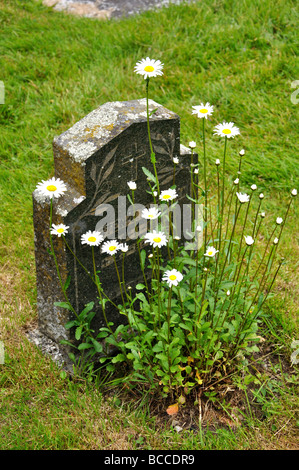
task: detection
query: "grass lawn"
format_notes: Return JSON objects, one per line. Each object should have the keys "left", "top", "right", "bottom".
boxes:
{"left": 0, "top": 0, "right": 298, "bottom": 450}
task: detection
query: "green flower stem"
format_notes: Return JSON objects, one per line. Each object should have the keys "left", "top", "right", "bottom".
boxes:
{"left": 62, "top": 235, "right": 118, "bottom": 309}
{"left": 202, "top": 118, "right": 208, "bottom": 252}
{"left": 219, "top": 136, "right": 228, "bottom": 244}
{"left": 113, "top": 255, "right": 126, "bottom": 311}
{"left": 49, "top": 200, "right": 78, "bottom": 319}
{"left": 166, "top": 286, "right": 173, "bottom": 377}
{"left": 252, "top": 224, "right": 277, "bottom": 280}
{"left": 137, "top": 241, "right": 151, "bottom": 301}
{"left": 91, "top": 246, "right": 113, "bottom": 334}
{"left": 213, "top": 203, "right": 242, "bottom": 309}
{"left": 253, "top": 216, "right": 263, "bottom": 243}
{"left": 232, "top": 257, "right": 284, "bottom": 359}
{"left": 241, "top": 259, "right": 284, "bottom": 340}
{"left": 197, "top": 258, "right": 210, "bottom": 326}
{"left": 251, "top": 197, "right": 262, "bottom": 238}
{"left": 146, "top": 78, "right": 159, "bottom": 195}
{"left": 223, "top": 184, "right": 236, "bottom": 246}
{"left": 233, "top": 198, "right": 251, "bottom": 281}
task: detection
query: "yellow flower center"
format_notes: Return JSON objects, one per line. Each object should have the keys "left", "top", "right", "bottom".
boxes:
{"left": 57, "top": 228, "right": 64, "bottom": 233}
{"left": 169, "top": 274, "right": 177, "bottom": 281}
{"left": 144, "top": 65, "right": 155, "bottom": 72}
{"left": 46, "top": 185, "right": 57, "bottom": 192}
{"left": 222, "top": 129, "right": 232, "bottom": 134}
{"left": 88, "top": 236, "right": 97, "bottom": 243}
{"left": 109, "top": 245, "right": 116, "bottom": 251}
{"left": 200, "top": 108, "right": 208, "bottom": 113}
{"left": 148, "top": 214, "right": 154, "bottom": 218}
{"left": 162, "top": 194, "right": 171, "bottom": 200}
{"left": 208, "top": 251, "right": 213, "bottom": 256}
{"left": 153, "top": 237, "right": 161, "bottom": 243}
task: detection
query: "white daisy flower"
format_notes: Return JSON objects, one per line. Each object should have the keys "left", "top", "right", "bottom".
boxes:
{"left": 213, "top": 122, "right": 240, "bottom": 138}
{"left": 276, "top": 217, "right": 283, "bottom": 225}
{"left": 291, "top": 189, "right": 297, "bottom": 197}
{"left": 251, "top": 184, "right": 257, "bottom": 191}
{"left": 162, "top": 269, "right": 183, "bottom": 287}
{"left": 141, "top": 207, "right": 161, "bottom": 220}
{"left": 273, "top": 237, "right": 279, "bottom": 245}
{"left": 101, "top": 240, "right": 121, "bottom": 255}
{"left": 236, "top": 192, "right": 250, "bottom": 203}
{"left": 192, "top": 102, "right": 214, "bottom": 119}
{"left": 81, "top": 230, "right": 104, "bottom": 246}
{"left": 144, "top": 230, "right": 168, "bottom": 248}
{"left": 204, "top": 246, "right": 219, "bottom": 258}
{"left": 159, "top": 188, "right": 178, "bottom": 202}
{"left": 244, "top": 235, "right": 254, "bottom": 246}
{"left": 50, "top": 224, "right": 69, "bottom": 237}
{"left": 215, "top": 159, "right": 221, "bottom": 166}
{"left": 119, "top": 243, "right": 129, "bottom": 252}
{"left": 36, "top": 177, "right": 67, "bottom": 200}
{"left": 127, "top": 181, "right": 137, "bottom": 190}
{"left": 189, "top": 141, "right": 196, "bottom": 149}
{"left": 134, "top": 57, "right": 163, "bottom": 79}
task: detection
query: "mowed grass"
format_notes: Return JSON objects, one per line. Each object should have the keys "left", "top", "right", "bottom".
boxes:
{"left": 0, "top": 0, "right": 298, "bottom": 450}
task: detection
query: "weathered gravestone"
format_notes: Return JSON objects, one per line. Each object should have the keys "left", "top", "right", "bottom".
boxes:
{"left": 32, "top": 98, "right": 196, "bottom": 349}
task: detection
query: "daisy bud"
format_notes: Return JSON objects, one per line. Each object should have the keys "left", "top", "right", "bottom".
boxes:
{"left": 259, "top": 193, "right": 264, "bottom": 199}
{"left": 244, "top": 235, "right": 254, "bottom": 246}
{"left": 276, "top": 217, "right": 283, "bottom": 225}
{"left": 273, "top": 237, "right": 279, "bottom": 245}
{"left": 215, "top": 159, "right": 220, "bottom": 166}
{"left": 226, "top": 290, "right": 230, "bottom": 296}
{"left": 291, "top": 189, "right": 297, "bottom": 197}
{"left": 251, "top": 184, "right": 257, "bottom": 191}
{"left": 234, "top": 178, "right": 239, "bottom": 185}
{"left": 173, "top": 157, "right": 179, "bottom": 164}
{"left": 127, "top": 181, "right": 136, "bottom": 190}
{"left": 153, "top": 191, "right": 158, "bottom": 197}
{"left": 239, "top": 149, "right": 245, "bottom": 156}
{"left": 260, "top": 212, "right": 265, "bottom": 218}
{"left": 189, "top": 141, "right": 196, "bottom": 149}
{"left": 194, "top": 168, "right": 199, "bottom": 174}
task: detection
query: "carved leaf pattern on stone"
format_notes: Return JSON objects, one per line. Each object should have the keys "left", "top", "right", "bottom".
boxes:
{"left": 83, "top": 145, "right": 118, "bottom": 216}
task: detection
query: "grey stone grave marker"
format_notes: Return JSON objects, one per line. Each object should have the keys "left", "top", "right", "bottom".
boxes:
{"left": 32, "top": 98, "right": 195, "bottom": 350}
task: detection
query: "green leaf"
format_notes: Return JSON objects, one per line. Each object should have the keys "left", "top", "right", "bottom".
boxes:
{"left": 90, "top": 338, "right": 103, "bottom": 353}
{"left": 75, "top": 326, "right": 83, "bottom": 341}
{"left": 149, "top": 107, "right": 158, "bottom": 116}
{"left": 111, "top": 353, "right": 126, "bottom": 363}
{"left": 78, "top": 343, "right": 93, "bottom": 350}
{"left": 65, "top": 320, "right": 77, "bottom": 329}
{"left": 63, "top": 275, "right": 71, "bottom": 291}
{"left": 142, "top": 166, "right": 156, "bottom": 183}
{"left": 79, "top": 302, "right": 95, "bottom": 318}
{"left": 140, "top": 249, "right": 146, "bottom": 270}
{"left": 54, "top": 301, "right": 73, "bottom": 311}
{"left": 136, "top": 283, "right": 145, "bottom": 290}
